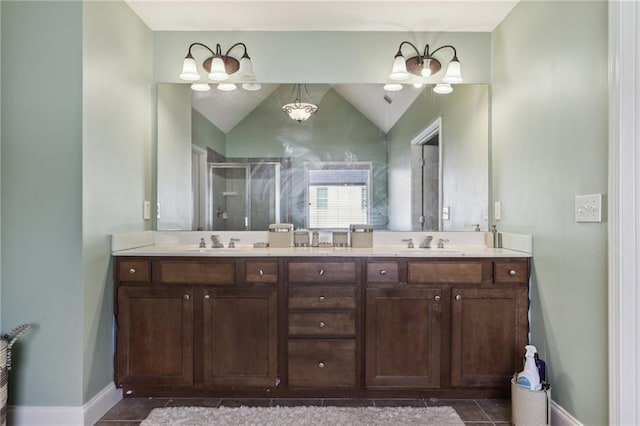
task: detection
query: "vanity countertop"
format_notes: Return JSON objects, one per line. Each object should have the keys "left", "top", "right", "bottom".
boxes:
{"left": 112, "top": 244, "right": 530, "bottom": 258}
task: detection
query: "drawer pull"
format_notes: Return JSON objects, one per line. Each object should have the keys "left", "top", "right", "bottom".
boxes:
{"left": 379, "top": 270, "right": 387, "bottom": 275}
{"left": 319, "top": 296, "right": 325, "bottom": 302}
{"left": 434, "top": 295, "right": 441, "bottom": 302}
{"left": 184, "top": 294, "right": 190, "bottom": 300}
{"left": 128, "top": 268, "right": 136, "bottom": 275}
{"left": 455, "top": 294, "right": 462, "bottom": 301}
{"left": 319, "top": 321, "right": 326, "bottom": 328}
{"left": 204, "top": 294, "right": 210, "bottom": 300}
{"left": 318, "top": 362, "right": 325, "bottom": 369}
{"left": 259, "top": 269, "right": 264, "bottom": 276}
{"left": 509, "top": 270, "right": 517, "bottom": 276}
{"left": 319, "top": 269, "right": 325, "bottom": 276}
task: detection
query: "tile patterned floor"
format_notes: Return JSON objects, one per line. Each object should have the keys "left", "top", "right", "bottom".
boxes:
{"left": 96, "top": 398, "right": 511, "bottom": 425}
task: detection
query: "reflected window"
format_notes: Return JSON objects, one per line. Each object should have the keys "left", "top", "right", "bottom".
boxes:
{"left": 306, "top": 162, "right": 372, "bottom": 229}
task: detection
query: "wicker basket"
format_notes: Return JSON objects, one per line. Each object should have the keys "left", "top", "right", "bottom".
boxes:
{"left": 0, "top": 324, "right": 31, "bottom": 426}
{"left": 511, "top": 378, "right": 551, "bottom": 426}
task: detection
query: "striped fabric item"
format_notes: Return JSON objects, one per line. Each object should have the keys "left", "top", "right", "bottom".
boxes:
{"left": 0, "top": 324, "right": 31, "bottom": 426}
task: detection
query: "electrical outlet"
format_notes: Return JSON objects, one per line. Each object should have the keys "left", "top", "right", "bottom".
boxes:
{"left": 575, "top": 194, "right": 602, "bottom": 223}
{"left": 494, "top": 201, "right": 502, "bottom": 221}
{"left": 143, "top": 201, "right": 151, "bottom": 220}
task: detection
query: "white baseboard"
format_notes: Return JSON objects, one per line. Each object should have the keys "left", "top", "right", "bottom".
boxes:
{"left": 7, "top": 382, "right": 122, "bottom": 426}
{"left": 551, "top": 399, "right": 584, "bottom": 426}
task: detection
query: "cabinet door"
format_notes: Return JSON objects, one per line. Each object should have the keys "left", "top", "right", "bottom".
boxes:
{"left": 203, "top": 287, "right": 278, "bottom": 387}
{"left": 451, "top": 287, "right": 528, "bottom": 387}
{"left": 116, "top": 286, "right": 193, "bottom": 386}
{"left": 365, "top": 287, "right": 442, "bottom": 388}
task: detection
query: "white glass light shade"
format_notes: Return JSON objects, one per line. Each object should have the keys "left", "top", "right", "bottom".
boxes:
{"left": 412, "top": 82, "right": 424, "bottom": 89}
{"left": 282, "top": 102, "right": 318, "bottom": 123}
{"left": 242, "top": 83, "right": 262, "bottom": 91}
{"left": 190, "top": 83, "right": 211, "bottom": 92}
{"left": 237, "top": 57, "right": 256, "bottom": 80}
{"left": 421, "top": 58, "right": 432, "bottom": 77}
{"left": 217, "top": 83, "right": 237, "bottom": 91}
{"left": 383, "top": 83, "right": 403, "bottom": 92}
{"left": 179, "top": 57, "right": 200, "bottom": 81}
{"left": 442, "top": 59, "right": 463, "bottom": 83}
{"left": 208, "top": 56, "right": 229, "bottom": 81}
{"left": 389, "top": 55, "right": 410, "bottom": 81}
{"left": 433, "top": 83, "right": 453, "bottom": 94}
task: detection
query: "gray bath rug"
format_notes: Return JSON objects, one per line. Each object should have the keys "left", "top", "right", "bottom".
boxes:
{"left": 140, "top": 405, "right": 465, "bottom": 425}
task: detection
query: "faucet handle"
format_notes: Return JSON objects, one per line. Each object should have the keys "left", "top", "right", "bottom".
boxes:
{"left": 228, "top": 238, "right": 240, "bottom": 248}
{"left": 402, "top": 238, "right": 414, "bottom": 249}
{"left": 437, "top": 238, "right": 450, "bottom": 249}
{"left": 472, "top": 224, "right": 480, "bottom": 232}
{"left": 199, "top": 238, "right": 206, "bottom": 248}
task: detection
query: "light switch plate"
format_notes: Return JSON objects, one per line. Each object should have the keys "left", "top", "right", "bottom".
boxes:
{"left": 442, "top": 206, "right": 450, "bottom": 220}
{"left": 143, "top": 201, "right": 151, "bottom": 220}
{"left": 494, "top": 201, "right": 502, "bottom": 221}
{"left": 575, "top": 194, "right": 602, "bottom": 223}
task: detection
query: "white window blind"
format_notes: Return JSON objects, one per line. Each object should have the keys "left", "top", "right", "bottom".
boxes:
{"left": 306, "top": 163, "right": 371, "bottom": 229}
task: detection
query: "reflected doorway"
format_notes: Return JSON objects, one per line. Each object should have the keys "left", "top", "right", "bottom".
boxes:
{"left": 411, "top": 118, "right": 442, "bottom": 231}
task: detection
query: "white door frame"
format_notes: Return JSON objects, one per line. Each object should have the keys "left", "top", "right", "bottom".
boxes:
{"left": 608, "top": 1, "right": 640, "bottom": 424}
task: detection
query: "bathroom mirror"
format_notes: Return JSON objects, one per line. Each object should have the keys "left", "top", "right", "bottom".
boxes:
{"left": 157, "top": 83, "right": 488, "bottom": 232}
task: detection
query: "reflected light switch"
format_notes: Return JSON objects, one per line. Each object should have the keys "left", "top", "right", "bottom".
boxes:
{"left": 442, "top": 206, "right": 450, "bottom": 220}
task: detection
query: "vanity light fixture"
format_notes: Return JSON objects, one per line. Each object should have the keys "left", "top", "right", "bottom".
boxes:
{"left": 387, "top": 41, "right": 463, "bottom": 93}
{"left": 179, "top": 42, "right": 258, "bottom": 92}
{"left": 282, "top": 84, "right": 319, "bottom": 123}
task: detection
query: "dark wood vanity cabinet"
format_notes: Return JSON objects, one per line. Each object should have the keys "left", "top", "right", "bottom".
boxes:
{"left": 114, "top": 255, "right": 529, "bottom": 398}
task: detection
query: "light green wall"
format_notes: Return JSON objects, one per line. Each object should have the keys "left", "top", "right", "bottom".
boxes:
{"left": 491, "top": 1, "right": 608, "bottom": 424}
{"left": 192, "top": 108, "right": 225, "bottom": 155}
{"left": 154, "top": 31, "right": 491, "bottom": 84}
{"left": 1, "top": 1, "right": 84, "bottom": 405}
{"left": 387, "top": 85, "right": 488, "bottom": 231}
{"left": 225, "top": 85, "right": 388, "bottom": 228}
{"left": 82, "top": 1, "right": 152, "bottom": 402}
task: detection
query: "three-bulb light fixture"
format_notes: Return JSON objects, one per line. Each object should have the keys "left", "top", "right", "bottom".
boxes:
{"left": 385, "top": 41, "right": 463, "bottom": 94}
{"left": 179, "top": 42, "right": 261, "bottom": 92}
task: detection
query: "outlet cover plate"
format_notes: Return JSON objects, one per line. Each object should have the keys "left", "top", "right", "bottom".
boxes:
{"left": 575, "top": 193, "right": 602, "bottom": 223}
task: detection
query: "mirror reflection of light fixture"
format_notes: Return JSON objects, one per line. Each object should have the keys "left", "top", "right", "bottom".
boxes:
{"left": 387, "top": 41, "right": 462, "bottom": 93}
{"left": 179, "top": 42, "right": 258, "bottom": 92}
{"left": 282, "top": 84, "right": 319, "bottom": 123}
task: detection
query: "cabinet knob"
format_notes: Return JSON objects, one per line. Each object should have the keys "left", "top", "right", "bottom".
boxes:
{"left": 128, "top": 268, "right": 136, "bottom": 275}
{"left": 509, "top": 270, "right": 517, "bottom": 276}
{"left": 379, "top": 270, "right": 387, "bottom": 275}
{"left": 259, "top": 269, "right": 264, "bottom": 276}
{"left": 125, "top": 390, "right": 133, "bottom": 395}
{"left": 319, "top": 296, "right": 325, "bottom": 302}
{"left": 204, "top": 294, "right": 210, "bottom": 300}
{"left": 434, "top": 295, "right": 441, "bottom": 302}
{"left": 319, "top": 321, "right": 326, "bottom": 328}
{"left": 184, "top": 294, "right": 190, "bottom": 300}
{"left": 319, "top": 269, "right": 325, "bottom": 276}
{"left": 318, "top": 362, "right": 325, "bottom": 369}
{"left": 455, "top": 294, "right": 462, "bottom": 301}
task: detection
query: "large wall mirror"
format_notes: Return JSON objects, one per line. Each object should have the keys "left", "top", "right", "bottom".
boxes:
{"left": 157, "top": 83, "right": 488, "bottom": 232}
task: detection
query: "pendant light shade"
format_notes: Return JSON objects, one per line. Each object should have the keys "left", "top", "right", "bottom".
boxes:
{"left": 433, "top": 83, "right": 453, "bottom": 94}
{"left": 208, "top": 56, "right": 229, "bottom": 81}
{"left": 282, "top": 84, "right": 319, "bottom": 123}
{"left": 237, "top": 55, "right": 256, "bottom": 80}
{"left": 217, "top": 83, "right": 237, "bottom": 91}
{"left": 190, "top": 83, "right": 211, "bottom": 92}
{"left": 442, "top": 56, "right": 463, "bottom": 84}
{"left": 389, "top": 53, "right": 410, "bottom": 81}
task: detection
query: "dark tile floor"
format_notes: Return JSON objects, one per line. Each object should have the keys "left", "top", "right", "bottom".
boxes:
{"left": 96, "top": 397, "right": 511, "bottom": 425}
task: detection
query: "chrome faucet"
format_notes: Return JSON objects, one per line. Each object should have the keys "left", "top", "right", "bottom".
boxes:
{"left": 228, "top": 238, "right": 240, "bottom": 248}
{"left": 210, "top": 235, "right": 224, "bottom": 248}
{"left": 402, "top": 238, "right": 414, "bottom": 249}
{"left": 437, "top": 238, "right": 450, "bottom": 249}
{"left": 199, "top": 238, "right": 206, "bottom": 248}
{"left": 419, "top": 235, "right": 433, "bottom": 248}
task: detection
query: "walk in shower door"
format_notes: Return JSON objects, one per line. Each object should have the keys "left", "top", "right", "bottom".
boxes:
{"left": 208, "top": 162, "right": 280, "bottom": 231}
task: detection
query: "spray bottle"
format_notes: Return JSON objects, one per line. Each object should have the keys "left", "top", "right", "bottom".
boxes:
{"left": 516, "top": 345, "right": 542, "bottom": 391}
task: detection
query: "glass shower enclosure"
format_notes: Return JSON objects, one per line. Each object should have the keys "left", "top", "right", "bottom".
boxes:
{"left": 208, "top": 162, "right": 281, "bottom": 231}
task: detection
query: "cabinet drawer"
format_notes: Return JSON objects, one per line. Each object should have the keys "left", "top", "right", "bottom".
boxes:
{"left": 245, "top": 261, "right": 278, "bottom": 283}
{"left": 118, "top": 260, "right": 151, "bottom": 283}
{"left": 158, "top": 261, "right": 235, "bottom": 285}
{"left": 408, "top": 261, "right": 483, "bottom": 284}
{"left": 289, "top": 312, "right": 355, "bottom": 336}
{"left": 288, "top": 262, "right": 357, "bottom": 284}
{"left": 289, "top": 287, "right": 355, "bottom": 310}
{"left": 288, "top": 340, "right": 356, "bottom": 387}
{"left": 367, "top": 262, "right": 400, "bottom": 283}
{"left": 494, "top": 261, "right": 529, "bottom": 284}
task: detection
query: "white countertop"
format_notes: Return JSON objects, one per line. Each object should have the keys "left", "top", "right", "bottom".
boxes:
{"left": 112, "top": 244, "right": 530, "bottom": 258}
